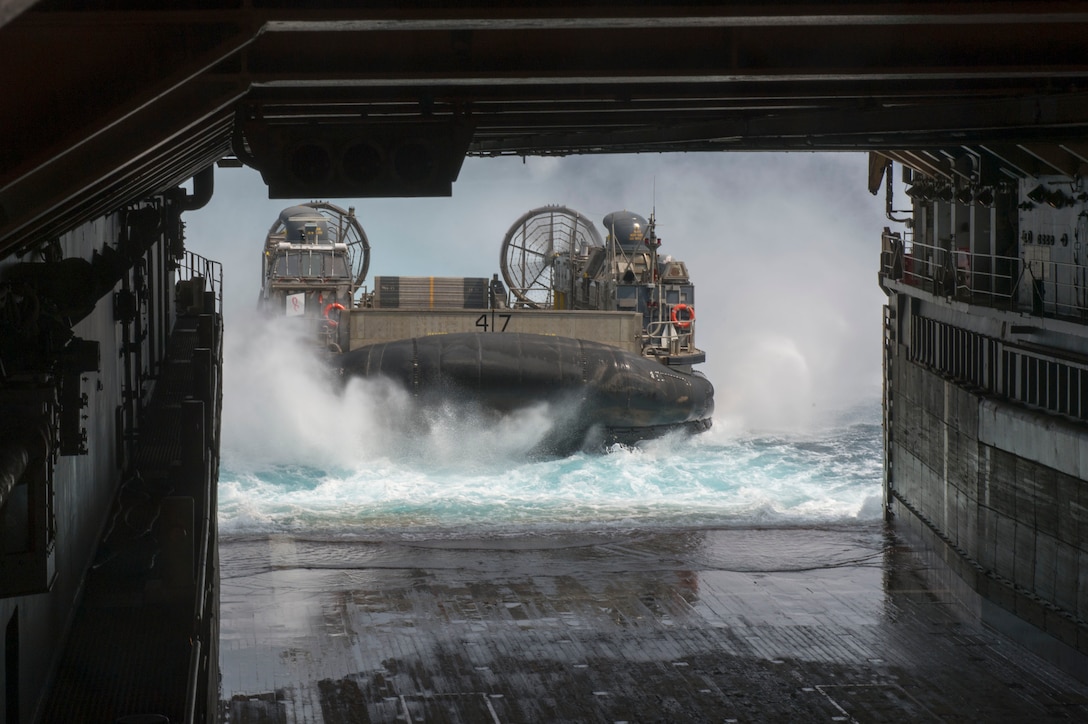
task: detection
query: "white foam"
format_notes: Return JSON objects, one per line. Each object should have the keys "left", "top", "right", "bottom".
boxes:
{"left": 217, "top": 319, "right": 883, "bottom": 538}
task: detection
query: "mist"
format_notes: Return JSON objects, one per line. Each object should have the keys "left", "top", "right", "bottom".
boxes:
{"left": 184, "top": 152, "right": 889, "bottom": 435}
{"left": 219, "top": 319, "right": 581, "bottom": 474}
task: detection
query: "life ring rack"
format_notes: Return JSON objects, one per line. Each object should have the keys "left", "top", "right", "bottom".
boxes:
{"left": 670, "top": 303, "right": 695, "bottom": 330}
{"left": 324, "top": 302, "right": 347, "bottom": 327}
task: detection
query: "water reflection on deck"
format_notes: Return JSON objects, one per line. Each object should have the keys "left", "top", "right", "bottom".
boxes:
{"left": 220, "top": 525, "right": 1088, "bottom": 722}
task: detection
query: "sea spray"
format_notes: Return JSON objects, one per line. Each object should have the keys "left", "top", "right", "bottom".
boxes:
{"left": 218, "top": 319, "right": 883, "bottom": 539}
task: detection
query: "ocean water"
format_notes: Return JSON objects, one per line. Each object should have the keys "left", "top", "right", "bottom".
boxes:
{"left": 217, "top": 325, "right": 884, "bottom": 540}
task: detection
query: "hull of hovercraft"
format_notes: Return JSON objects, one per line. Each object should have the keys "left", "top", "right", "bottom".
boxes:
{"left": 335, "top": 332, "right": 713, "bottom": 452}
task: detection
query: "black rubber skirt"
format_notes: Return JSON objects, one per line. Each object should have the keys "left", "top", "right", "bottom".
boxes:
{"left": 334, "top": 332, "right": 713, "bottom": 451}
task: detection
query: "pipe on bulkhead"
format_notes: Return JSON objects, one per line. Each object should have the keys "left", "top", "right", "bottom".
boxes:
{"left": 178, "top": 166, "right": 215, "bottom": 211}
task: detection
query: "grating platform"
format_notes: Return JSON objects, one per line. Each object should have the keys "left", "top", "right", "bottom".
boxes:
{"left": 220, "top": 525, "right": 1088, "bottom": 723}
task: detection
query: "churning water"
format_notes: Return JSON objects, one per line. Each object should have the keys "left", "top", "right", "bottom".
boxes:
{"left": 217, "top": 323, "right": 884, "bottom": 540}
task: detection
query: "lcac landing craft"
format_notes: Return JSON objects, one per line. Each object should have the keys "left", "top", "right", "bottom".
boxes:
{"left": 259, "top": 202, "right": 713, "bottom": 451}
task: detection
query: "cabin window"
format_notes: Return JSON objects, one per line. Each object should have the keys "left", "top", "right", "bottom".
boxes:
{"left": 331, "top": 256, "right": 350, "bottom": 278}
{"left": 271, "top": 251, "right": 350, "bottom": 279}
{"left": 284, "top": 254, "right": 301, "bottom": 276}
{"left": 299, "top": 253, "right": 316, "bottom": 277}
{"left": 269, "top": 252, "right": 297, "bottom": 277}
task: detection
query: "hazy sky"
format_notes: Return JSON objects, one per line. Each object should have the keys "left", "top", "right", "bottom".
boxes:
{"left": 184, "top": 152, "right": 893, "bottom": 432}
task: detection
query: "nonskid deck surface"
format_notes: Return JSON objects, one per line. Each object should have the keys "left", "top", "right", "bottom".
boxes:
{"left": 220, "top": 525, "right": 1088, "bottom": 723}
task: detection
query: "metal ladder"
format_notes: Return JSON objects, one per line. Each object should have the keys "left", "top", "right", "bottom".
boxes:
{"left": 882, "top": 303, "right": 896, "bottom": 522}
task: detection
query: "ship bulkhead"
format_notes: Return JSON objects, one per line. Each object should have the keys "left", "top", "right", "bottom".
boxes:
{"left": 879, "top": 163, "right": 1088, "bottom": 676}
{"left": 0, "top": 183, "right": 223, "bottom": 722}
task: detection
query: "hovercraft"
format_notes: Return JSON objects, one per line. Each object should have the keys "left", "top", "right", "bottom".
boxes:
{"left": 259, "top": 203, "right": 714, "bottom": 450}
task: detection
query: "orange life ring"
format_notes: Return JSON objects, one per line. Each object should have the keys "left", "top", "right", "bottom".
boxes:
{"left": 670, "top": 303, "right": 694, "bottom": 330}
{"left": 324, "top": 302, "right": 346, "bottom": 327}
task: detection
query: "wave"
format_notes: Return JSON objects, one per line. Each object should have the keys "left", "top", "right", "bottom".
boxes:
{"left": 217, "top": 320, "right": 884, "bottom": 539}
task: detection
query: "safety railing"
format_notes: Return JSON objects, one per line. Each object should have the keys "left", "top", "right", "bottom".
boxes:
{"left": 1019, "top": 255, "right": 1088, "bottom": 319}
{"left": 911, "top": 313, "right": 1088, "bottom": 422}
{"left": 177, "top": 249, "right": 223, "bottom": 316}
{"left": 881, "top": 231, "right": 1088, "bottom": 319}
{"left": 643, "top": 318, "right": 696, "bottom": 356}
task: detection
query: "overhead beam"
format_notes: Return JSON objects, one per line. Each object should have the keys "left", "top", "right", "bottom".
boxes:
{"left": 462, "top": 92, "right": 1088, "bottom": 157}
{"left": 881, "top": 151, "right": 953, "bottom": 181}
{"left": 241, "top": 22, "right": 1088, "bottom": 86}
{"left": 256, "top": 5, "right": 1088, "bottom": 31}
{"left": 1061, "top": 143, "right": 1088, "bottom": 165}
{"left": 1018, "top": 143, "right": 1088, "bottom": 177}
{"left": 0, "top": 78, "right": 241, "bottom": 257}
{"left": 977, "top": 144, "right": 1050, "bottom": 179}
{"left": 0, "top": 0, "right": 35, "bottom": 29}
{"left": 0, "top": 7, "right": 256, "bottom": 255}
{"left": 0, "top": 11, "right": 254, "bottom": 179}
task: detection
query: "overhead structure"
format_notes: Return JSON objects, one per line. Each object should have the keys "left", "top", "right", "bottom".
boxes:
{"left": 4, "top": 2, "right": 1088, "bottom": 259}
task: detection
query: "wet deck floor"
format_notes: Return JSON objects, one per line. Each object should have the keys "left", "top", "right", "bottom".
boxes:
{"left": 219, "top": 524, "right": 1088, "bottom": 722}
